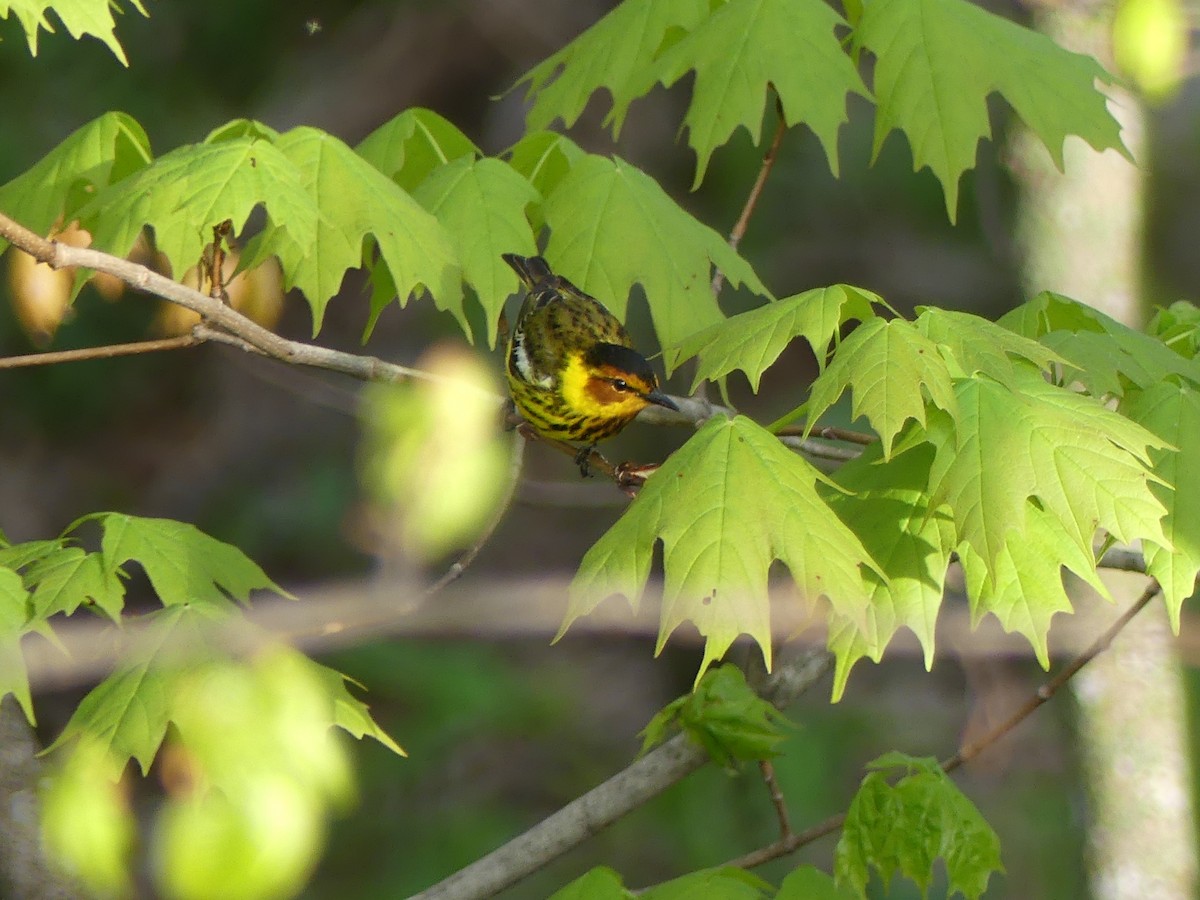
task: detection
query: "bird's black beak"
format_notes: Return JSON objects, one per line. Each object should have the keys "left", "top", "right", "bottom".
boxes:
{"left": 645, "top": 389, "right": 679, "bottom": 411}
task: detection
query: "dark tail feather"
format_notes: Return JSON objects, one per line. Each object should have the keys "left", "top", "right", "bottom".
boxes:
{"left": 502, "top": 253, "right": 554, "bottom": 289}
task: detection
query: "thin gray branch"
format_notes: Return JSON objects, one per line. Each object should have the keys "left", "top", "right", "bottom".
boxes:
{"left": 412, "top": 649, "right": 833, "bottom": 900}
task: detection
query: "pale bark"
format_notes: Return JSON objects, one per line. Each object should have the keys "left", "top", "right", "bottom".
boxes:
{"left": 1010, "top": 3, "right": 1197, "bottom": 896}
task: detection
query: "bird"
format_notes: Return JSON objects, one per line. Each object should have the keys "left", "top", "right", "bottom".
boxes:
{"left": 502, "top": 253, "right": 678, "bottom": 472}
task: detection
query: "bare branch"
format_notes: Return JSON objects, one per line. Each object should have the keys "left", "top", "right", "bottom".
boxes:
{"left": 412, "top": 649, "right": 833, "bottom": 900}
{"left": 720, "top": 580, "right": 1162, "bottom": 870}
{"left": 711, "top": 106, "right": 788, "bottom": 296}
{"left": 0, "top": 210, "right": 497, "bottom": 399}
{"left": 759, "top": 759, "right": 793, "bottom": 840}
{"left": 0, "top": 335, "right": 201, "bottom": 369}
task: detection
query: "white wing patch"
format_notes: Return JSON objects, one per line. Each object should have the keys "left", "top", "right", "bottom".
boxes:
{"left": 510, "top": 329, "right": 553, "bottom": 388}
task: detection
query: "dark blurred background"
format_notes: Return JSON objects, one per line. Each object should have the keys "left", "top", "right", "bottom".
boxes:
{"left": 1, "top": 1, "right": 1197, "bottom": 896}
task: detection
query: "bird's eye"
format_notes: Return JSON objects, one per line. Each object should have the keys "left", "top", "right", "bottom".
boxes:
{"left": 612, "top": 378, "right": 630, "bottom": 391}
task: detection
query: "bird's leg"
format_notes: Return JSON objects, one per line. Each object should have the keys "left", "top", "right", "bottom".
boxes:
{"left": 574, "top": 443, "right": 606, "bottom": 478}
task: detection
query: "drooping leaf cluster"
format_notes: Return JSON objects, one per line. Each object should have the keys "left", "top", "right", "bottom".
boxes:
{"left": 0, "top": 108, "right": 766, "bottom": 357}
{"left": 576, "top": 293, "right": 1188, "bottom": 698}
{"left": 515, "top": 0, "right": 1125, "bottom": 219}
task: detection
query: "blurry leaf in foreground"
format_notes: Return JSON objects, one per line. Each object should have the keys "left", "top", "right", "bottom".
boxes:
{"left": 41, "top": 738, "right": 135, "bottom": 897}
{"left": 158, "top": 648, "right": 357, "bottom": 900}
{"left": 359, "top": 345, "right": 508, "bottom": 562}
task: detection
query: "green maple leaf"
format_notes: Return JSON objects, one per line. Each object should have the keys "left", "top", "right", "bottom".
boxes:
{"left": 1, "top": 0, "right": 147, "bottom": 64}
{"left": 247, "top": 127, "right": 461, "bottom": 335}
{"left": 639, "top": 665, "right": 791, "bottom": 767}
{"left": 204, "top": 119, "right": 281, "bottom": 144}
{"left": 825, "top": 444, "right": 955, "bottom": 699}
{"left": 44, "top": 605, "right": 200, "bottom": 775}
{"left": 913, "top": 307, "right": 1063, "bottom": 385}
{"left": 78, "top": 135, "right": 319, "bottom": 286}
{"left": 24, "top": 546, "right": 124, "bottom": 620}
{"left": 836, "top": 754, "right": 1002, "bottom": 899}
{"left": 567, "top": 415, "right": 877, "bottom": 682}
{"left": 1123, "top": 382, "right": 1200, "bottom": 628}
{"left": 928, "top": 371, "right": 1168, "bottom": 589}
{"left": 653, "top": 0, "right": 869, "bottom": 187}
{"left": 857, "top": 0, "right": 1126, "bottom": 219}
{"left": 506, "top": 131, "right": 585, "bottom": 200}
{"left": 777, "top": 867, "right": 858, "bottom": 900}
{"left": 0, "top": 538, "right": 64, "bottom": 570}
{"left": 1148, "top": 301, "right": 1200, "bottom": 360}
{"left": 1001, "top": 292, "right": 1200, "bottom": 397}
{"left": 412, "top": 157, "right": 540, "bottom": 348}
{"left": 299, "top": 658, "right": 405, "bottom": 756}
{"left": 356, "top": 107, "right": 479, "bottom": 192}
{"left": 82, "top": 513, "right": 285, "bottom": 609}
{"left": 549, "top": 867, "right": 629, "bottom": 900}
{"left": 641, "top": 868, "right": 773, "bottom": 900}
{"left": 0, "top": 568, "right": 33, "bottom": 724}
{"left": 542, "top": 154, "right": 769, "bottom": 365}
{"left": 0, "top": 110, "right": 151, "bottom": 252}
{"left": 514, "top": 0, "right": 715, "bottom": 135}
{"left": 783, "top": 317, "right": 958, "bottom": 458}
{"left": 549, "top": 868, "right": 628, "bottom": 900}
{"left": 671, "top": 285, "right": 885, "bottom": 392}
{"left": 959, "top": 502, "right": 1108, "bottom": 667}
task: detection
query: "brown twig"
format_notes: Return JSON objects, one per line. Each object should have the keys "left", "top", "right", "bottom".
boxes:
{"left": 721, "top": 579, "right": 1162, "bottom": 870}
{"left": 711, "top": 104, "right": 788, "bottom": 297}
{"left": 0, "top": 334, "right": 201, "bottom": 369}
{"left": 758, "top": 759, "right": 793, "bottom": 840}
{"left": 0, "top": 210, "right": 496, "bottom": 396}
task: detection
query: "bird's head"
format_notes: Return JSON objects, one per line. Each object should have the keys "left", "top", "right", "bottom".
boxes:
{"left": 561, "top": 342, "right": 679, "bottom": 420}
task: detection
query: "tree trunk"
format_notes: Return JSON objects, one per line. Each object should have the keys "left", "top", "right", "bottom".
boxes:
{"left": 1009, "top": 2, "right": 1197, "bottom": 897}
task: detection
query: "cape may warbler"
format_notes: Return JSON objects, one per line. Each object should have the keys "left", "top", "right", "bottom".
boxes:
{"left": 502, "top": 254, "right": 678, "bottom": 463}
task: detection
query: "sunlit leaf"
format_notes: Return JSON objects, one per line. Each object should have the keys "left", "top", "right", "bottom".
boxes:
{"left": 250, "top": 127, "right": 461, "bottom": 335}
{"left": 542, "top": 154, "right": 769, "bottom": 364}
{"left": 88, "top": 512, "right": 285, "bottom": 608}
{"left": 927, "top": 371, "right": 1168, "bottom": 589}
{"left": 0, "top": 110, "right": 151, "bottom": 252}
{"left": 653, "top": 0, "right": 869, "bottom": 185}
{"left": 568, "top": 415, "right": 876, "bottom": 682}
{"left": 788, "top": 317, "right": 958, "bottom": 458}
{"left": 356, "top": 107, "right": 479, "bottom": 191}
{"left": 0, "top": 0, "right": 147, "bottom": 64}
{"left": 826, "top": 444, "right": 955, "bottom": 699}
{"left": 672, "top": 285, "right": 884, "bottom": 392}
{"left": 78, "top": 136, "right": 319, "bottom": 288}
{"left": 857, "top": 0, "right": 1126, "bottom": 219}
{"left": 513, "top": 0, "right": 715, "bottom": 135}
{"left": 1123, "top": 381, "right": 1200, "bottom": 628}
{"left": 412, "top": 157, "right": 540, "bottom": 347}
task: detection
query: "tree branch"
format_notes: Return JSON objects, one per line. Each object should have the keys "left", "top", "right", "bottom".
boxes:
{"left": 412, "top": 649, "right": 833, "bottom": 900}
{"left": 721, "top": 579, "right": 1162, "bottom": 871}
{"left": 711, "top": 107, "right": 788, "bottom": 297}
{"left": 0, "top": 335, "right": 202, "bottom": 369}
{"left": 0, "top": 210, "right": 495, "bottom": 398}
